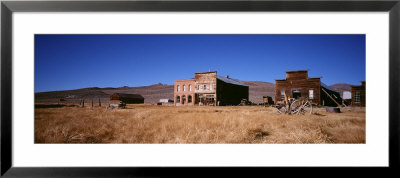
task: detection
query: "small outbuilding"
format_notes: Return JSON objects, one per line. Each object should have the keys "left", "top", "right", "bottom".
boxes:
{"left": 263, "top": 96, "right": 274, "bottom": 105}
{"left": 110, "top": 93, "right": 144, "bottom": 105}
{"left": 159, "top": 99, "right": 174, "bottom": 103}
{"left": 351, "top": 81, "right": 366, "bottom": 107}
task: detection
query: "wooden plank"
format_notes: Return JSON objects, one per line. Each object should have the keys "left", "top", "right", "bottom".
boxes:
{"left": 321, "top": 88, "right": 341, "bottom": 107}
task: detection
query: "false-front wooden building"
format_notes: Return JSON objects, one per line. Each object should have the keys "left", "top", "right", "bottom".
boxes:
{"left": 351, "top": 81, "right": 366, "bottom": 107}
{"left": 275, "top": 70, "right": 342, "bottom": 106}
{"left": 174, "top": 71, "right": 249, "bottom": 106}
{"left": 110, "top": 93, "right": 144, "bottom": 104}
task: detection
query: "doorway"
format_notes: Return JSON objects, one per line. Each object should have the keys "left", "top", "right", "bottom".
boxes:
{"left": 292, "top": 90, "right": 301, "bottom": 99}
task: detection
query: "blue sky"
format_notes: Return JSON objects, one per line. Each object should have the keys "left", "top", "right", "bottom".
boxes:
{"left": 35, "top": 34, "right": 365, "bottom": 92}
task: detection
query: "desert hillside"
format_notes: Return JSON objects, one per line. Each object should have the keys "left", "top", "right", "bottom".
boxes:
{"left": 329, "top": 83, "right": 352, "bottom": 97}
{"left": 35, "top": 81, "right": 275, "bottom": 104}
{"left": 35, "top": 81, "right": 353, "bottom": 104}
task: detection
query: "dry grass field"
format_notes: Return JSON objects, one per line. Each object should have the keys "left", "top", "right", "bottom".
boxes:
{"left": 35, "top": 104, "right": 365, "bottom": 144}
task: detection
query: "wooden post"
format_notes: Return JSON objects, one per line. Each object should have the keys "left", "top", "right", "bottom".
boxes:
{"left": 99, "top": 98, "right": 101, "bottom": 107}
{"left": 91, "top": 99, "right": 94, "bottom": 108}
{"left": 284, "top": 92, "right": 290, "bottom": 114}
{"left": 82, "top": 99, "right": 85, "bottom": 108}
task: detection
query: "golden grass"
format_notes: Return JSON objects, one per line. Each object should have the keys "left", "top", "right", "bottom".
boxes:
{"left": 35, "top": 104, "right": 365, "bottom": 144}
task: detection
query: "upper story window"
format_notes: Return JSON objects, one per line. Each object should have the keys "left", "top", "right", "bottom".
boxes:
{"left": 177, "top": 85, "right": 180, "bottom": 92}
{"left": 183, "top": 85, "right": 186, "bottom": 91}
{"left": 309, "top": 90, "right": 314, "bottom": 99}
{"left": 281, "top": 90, "right": 285, "bottom": 100}
{"left": 203, "top": 84, "right": 207, "bottom": 90}
{"left": 197, "top": 85, "right": 200, "bottom": 90}
{"left": 210, "top": 84, "right": 213, "bottom": 90}
{"left": 189, "top": 84, "right": 192, "bottom": 91}
{"left": 355, "top": 91, "right": 361, "bottom": 103}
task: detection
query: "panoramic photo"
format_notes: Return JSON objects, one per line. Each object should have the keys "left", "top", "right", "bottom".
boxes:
{"left": 34, "top": 34, "right": 366, "bottom": 144}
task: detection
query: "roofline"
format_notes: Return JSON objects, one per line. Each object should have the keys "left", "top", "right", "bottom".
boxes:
{"left": 174, "top": 79, "right": 196, "bottom": 82}
{"left": 275, "top": 77, "right": 321, "bottom": 81}
{"left": 195, "top": 71, "right": 217, "bottom": 74}
{"left": 285, "top": 69, "right": 308, "bottom": 73}
{"left": 351, "top": 81, "right": 366, "bottom": 87}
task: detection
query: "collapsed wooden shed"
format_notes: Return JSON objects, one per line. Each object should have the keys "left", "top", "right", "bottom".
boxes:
{"left": 263, "top": 96, "right": 274, "bottom": 105}
{"left": 109, "top": 93, "right": 144, "bottom": 106}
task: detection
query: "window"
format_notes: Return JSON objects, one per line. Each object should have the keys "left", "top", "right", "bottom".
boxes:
{"left": 210, "top": 84, "right": 213, "bottom": 90}
{"left": 204, "top": 84, "right": 207, "bottom": 90}
{"left": 176, "top": 96, "right": 180, "bottom": 103}
{"left": 183, "top": 85, "right": 186, "bottom": 91}
{"left": 206, "top": 95, "right": 215, "bottom": 104}
{"left": 177, "top": 85, "right": 180, "bottom": 92}
{"left": 188, "top": 95, "right": 192, "bottom": 103}
{"left": 309, "top": 90, "right": 314, "bottom": 99}
{"left": 355, "top": 92, "right": 361, "bottom": 103}
{"left": 281, "top": 90, "right": 285, "bottom": 99}
{"left": 197, "top": 85, "right": 200, "bottom": 90}
{"left": 189, "top": 84, "right": 192, "bottom": 91}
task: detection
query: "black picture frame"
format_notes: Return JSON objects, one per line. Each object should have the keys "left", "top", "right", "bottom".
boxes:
{"left": 1, "top": 0, "right": 399, "bottom": 177}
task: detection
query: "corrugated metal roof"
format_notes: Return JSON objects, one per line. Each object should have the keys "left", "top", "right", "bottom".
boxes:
{"left": 217, "top": 75, "right": 248, "bottom": 86}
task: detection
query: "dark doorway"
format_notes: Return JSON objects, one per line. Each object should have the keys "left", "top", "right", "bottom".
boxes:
{"left": 292, "top": 90, "right": 301, "bottom": 99}
{"left": 182, "top": 95, "right": 186, "bottom": 104}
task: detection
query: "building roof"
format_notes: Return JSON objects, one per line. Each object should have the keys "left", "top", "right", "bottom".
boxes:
{"left": 217, "top": 75, "right": 248, "bottom": 86}
{"left": 195, "top": 71, "right": 217, "bottom": 74}
{"left": 321, "top": 82, "right": 337, "bottom": 93}
{"left": 350, "top": 81, "right": 366, "bottom": 87}
{"left": 175, "top": 79, "right": 195, "bottom": 82}
{"left": 113, "top": 93, "right": 144, "bottom": 99}
{"left": 285, "top": 69, "right": 308, "bottom": 73}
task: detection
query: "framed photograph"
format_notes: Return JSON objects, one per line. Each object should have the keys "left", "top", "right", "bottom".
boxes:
{"left": 1, "top": 0, "right": 399, "bottom": 177}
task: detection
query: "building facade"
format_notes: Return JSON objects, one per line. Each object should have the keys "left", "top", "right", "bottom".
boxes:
{"left": 174, "top": 71, "right": 249, "bottom": 106}
{"left": 275, "top": 70, "right": 342, "bottom": 106}
{"left": 351, "top": 81, "right": 366, "bottom": 107}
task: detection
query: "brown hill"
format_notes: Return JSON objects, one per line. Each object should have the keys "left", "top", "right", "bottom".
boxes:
{"left": 242, "top": 81, "right": 275, "bottom": 104}
{"left": 329, "top": 83, "right": 352, "bottom": 97}
{"left": 35, "top": 81, "right": 276, "bottom": 104}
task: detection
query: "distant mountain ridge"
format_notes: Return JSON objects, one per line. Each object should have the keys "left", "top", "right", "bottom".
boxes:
{"left": 35, "top": 82, "right": 352, "bottom": 104}
{"left": 329, "top": 83, "right": 352, "bottom": 97}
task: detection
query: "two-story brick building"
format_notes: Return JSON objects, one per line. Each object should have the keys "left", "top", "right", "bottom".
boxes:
{"left": 174, "top": 71, "right": 249, "bottom": 106}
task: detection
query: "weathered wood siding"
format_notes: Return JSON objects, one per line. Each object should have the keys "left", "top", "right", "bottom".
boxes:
{"left": 275, "top": 77, "right": 321, "bottom": 105}
{"left": 286, "top": 70, "right": 308, "bottom": 80}
{"left": 351, "top": 81, "right": 366, "bottom": 107}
